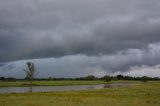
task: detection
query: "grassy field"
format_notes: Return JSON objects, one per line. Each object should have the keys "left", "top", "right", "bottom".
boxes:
{"left": 0, "top": 80, "right": 107, "bottom": 87}
{"left": 0, "top": 80, "right": 140, "bottom": 87}
{"left": 0, "top": 81, "right": 160, "bottom": 106}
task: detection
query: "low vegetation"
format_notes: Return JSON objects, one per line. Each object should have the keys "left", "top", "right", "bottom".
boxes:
{"left": 0, "top": 80, "right": 106, "bottom": 87}
{"left": 0, "top": 81, "right": 160, "bottom": 106}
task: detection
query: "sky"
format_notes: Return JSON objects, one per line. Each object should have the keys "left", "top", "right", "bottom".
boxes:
{"left": 0, "top": 0, "right": 160, "bottom": 78}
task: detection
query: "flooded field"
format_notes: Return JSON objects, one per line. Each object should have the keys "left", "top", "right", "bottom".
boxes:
{"left": 0, "top": 82, "right": 132, "bottom": 93}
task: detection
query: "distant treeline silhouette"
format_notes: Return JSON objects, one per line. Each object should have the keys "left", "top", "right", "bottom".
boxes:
{"left": 0, "top": 77, "right": 16, "bottom": 81}
{"left": 0, "top": 75, "right": 160, "bottom": 82}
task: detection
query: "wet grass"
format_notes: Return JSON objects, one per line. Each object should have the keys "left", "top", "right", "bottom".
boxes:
{"left": 0, "top": 80, "right": 140, "bottom": 87}
{"left": 0, "top": 81, "right": 160, "bottom": 106}
{"left": 0, "top": 80, "right": 107, "bottom": 87}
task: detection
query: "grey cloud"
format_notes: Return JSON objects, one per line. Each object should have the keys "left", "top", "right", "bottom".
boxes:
{"left": 0, "top": 0, "right": 160, "bottom": 65}
{"left": 1, "top": 42, "right": 160, "bottom": 78}
{"left": 116, "top": 65, "right": 160, "bottom": 77}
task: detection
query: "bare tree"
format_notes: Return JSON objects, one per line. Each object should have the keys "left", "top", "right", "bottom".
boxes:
{"left": 24, "top": 62, "right": 36, "bottom": 85}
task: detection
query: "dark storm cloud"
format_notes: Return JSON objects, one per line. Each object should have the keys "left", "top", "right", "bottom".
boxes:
{"left": 0, "top": 0, "right": 160, "bottom": 75}
{"left": 1, "top": 42, "right": 160, "bottom": 78}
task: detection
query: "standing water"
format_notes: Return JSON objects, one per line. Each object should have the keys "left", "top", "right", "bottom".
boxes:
{"left": 0, "top": 82, "right": 132, "bottom": 94}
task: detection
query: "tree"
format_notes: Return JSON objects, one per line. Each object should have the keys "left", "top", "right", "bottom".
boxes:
{"left": 0, "top": 77, "right": 5, "bottom": 81}
{"left": 24, "top": 62, "right": 36, "bottom": 85}
{"left": 86, "top": 75, "right": 96, "bottom": 80}
{"left": 116, "top": 75, "right": 124, "bottom": 80}
{"left": 141, "top": 76, "right": 149, "bottom": 82}
{"left": 103, "top": 75, "right": 112, "bottom": 82}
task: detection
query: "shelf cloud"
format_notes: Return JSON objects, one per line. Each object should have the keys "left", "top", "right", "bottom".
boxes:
{"left": 0, "top": 0, "right": 160, "bottom": 77}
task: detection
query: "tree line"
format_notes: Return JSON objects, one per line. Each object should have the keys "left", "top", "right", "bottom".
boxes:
{"left": 0, "top": 75, "right": 160, "bottom": 82}
{"left": 0, "top": 62, "right": 160, "bottom": 82}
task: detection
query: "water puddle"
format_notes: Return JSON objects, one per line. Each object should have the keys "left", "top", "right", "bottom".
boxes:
{"left": 0, "top": 82, "right": 133, "bottom": 93}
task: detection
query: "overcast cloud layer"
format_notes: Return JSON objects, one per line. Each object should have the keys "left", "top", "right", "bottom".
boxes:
{"left": 0, "top": 0, "right": 160, "bottom": 77}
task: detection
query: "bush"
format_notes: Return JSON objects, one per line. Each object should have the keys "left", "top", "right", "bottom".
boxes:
{"left": 141, "top": 76, "right": 149, "bottom": 82}
{"left": 103, "top": 75, "right": 112, "bottom": 82}
{"left": 86, "top": 75, "right": 97, "bottom": 80}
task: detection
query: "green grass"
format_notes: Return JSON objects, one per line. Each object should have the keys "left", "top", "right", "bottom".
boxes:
{"left": 0, "top": 80, "right": 107, "bottom": 87}
{"left": 0, "top": 81, "right": 160, "bottom": 106}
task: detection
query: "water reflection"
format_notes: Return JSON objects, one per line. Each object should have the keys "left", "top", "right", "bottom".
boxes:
{"left": 0, "top": 83, "right": 132, "bottom": 94}
{"left": 103, "top": 83, "right": 130, "bottom": 88}
{"left": 28, "top": 86, "right": 32, "bottom": 93}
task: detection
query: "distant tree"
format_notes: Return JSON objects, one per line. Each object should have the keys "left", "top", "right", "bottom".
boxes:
{"left": 116, "top": 75, "right": 124, "bottom": 80}
{"left": 6, "top": 77, "right": 16, "bottom": 81}
{"left": 24, "top": 62, "right": 36, "bottom": 85}
{"left": 103, "top": 75, "right": 112, "bottom": 82}
{"left": 124, "top": 76, "right": 134, "bottom": 80}
{"left": 0, "top": 77, "right": 5, "bottom": 81}
{"left": 153, "top": 77, "right": 160, "bottom": 81}
{"left": 86, "top": 75, "right": 96, "bottom": 80}
{"left": 141, "top": 76, "right": 149, "bottom": 82}
{"left": 48, "top": 77, "right": 52, "bottom": 81}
